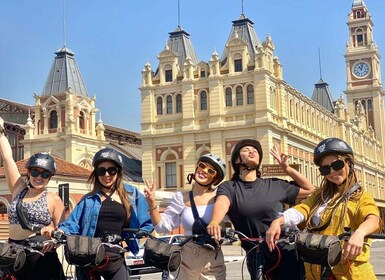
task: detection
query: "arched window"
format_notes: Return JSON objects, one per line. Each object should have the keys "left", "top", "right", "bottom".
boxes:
{"left": 79, "top": 111, "right": 85, "bottom": 130}
{"left": 166, "top": 96, "right": 173, "bottom": 114}
{"left": 176, "top": 94, "right": 182, "bottom": 113}
{"left": 225, "top": 88, "right": 232, "bottom": 107}
{"left": 367, "top": 99, "right": 373, "bottom": 110}
{"left": 200, "top": 91, "right": 207, "bottom": 110}
{"left": 247, "top": 85, "right": 254, "bottom": 104}
{"left": 156, "top": 97, "right": 163, "bottom": 115}
{"left": 236, "top": 86, "right": 243, "bottom": 106}
{"left": 49, "top": 110, "right": 58, "bottom": 129}
{"left": 165, "top": 153, "right": 177, "bottom": 188}
{"left": 355, "top": 28, "right": 364, "bottom": 47}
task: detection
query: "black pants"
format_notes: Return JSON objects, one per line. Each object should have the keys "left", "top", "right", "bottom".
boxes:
{"left": 246, "top": 243, "right": 305, "bottom": 280}
{"left": 11, "top": 251, "right": 65, "bottom": 280}
{"left": 76, "top": 252, "right": 129, "bottom": 280}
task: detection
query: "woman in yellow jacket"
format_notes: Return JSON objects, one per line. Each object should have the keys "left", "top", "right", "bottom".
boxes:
{"left": 266, "top": 138, "right": 381, "bottom": 280}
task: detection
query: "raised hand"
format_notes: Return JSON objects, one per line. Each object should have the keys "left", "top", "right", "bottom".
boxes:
{"left": 270, "top": 146, "right": 290, "bottom": 171}
{"left": 144, "top": 179, "right": 157, "bottom": 204}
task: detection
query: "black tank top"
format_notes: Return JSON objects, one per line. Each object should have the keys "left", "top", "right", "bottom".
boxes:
{"left": 94, "top": 190, "right": 126, "bottom": 239}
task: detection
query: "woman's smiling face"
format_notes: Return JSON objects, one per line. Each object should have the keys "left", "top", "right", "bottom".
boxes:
{"left": 320, "top": 154, "right": 349, "bottom": 186}
{"left": 96, "top": 161, "right": 118, "bottom": 188}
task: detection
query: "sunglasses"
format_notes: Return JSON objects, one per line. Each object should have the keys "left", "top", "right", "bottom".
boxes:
{"left": 30, "top": 169, "right": 52, "bottom": 179}
{"left": 96, "top": 167, "right": 118, "bottom": 176}
{"left": 319, "top": 159, "right": 345, "bottom": 176}
{"left": 197, "top": 161, "right": 217, "bottom": 177}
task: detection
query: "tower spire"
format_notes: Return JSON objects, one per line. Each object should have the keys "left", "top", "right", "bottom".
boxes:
{"left": 63, "top": 0, "right": 67, "bottom": 47}
{"left": 177, "top": 0, "right": 181, "bottom": 27}
{"left": 318, "top": 47, "right": 323, "bottom": 80}
{"left": 241, "top": 0, "right": 244, "bottom": 15}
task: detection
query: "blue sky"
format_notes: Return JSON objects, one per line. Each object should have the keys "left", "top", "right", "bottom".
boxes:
{"left": 1, "top": 0, "right": 384, "bottom": 132}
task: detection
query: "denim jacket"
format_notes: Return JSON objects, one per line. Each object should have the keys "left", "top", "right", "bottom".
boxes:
{"left": 59, "top": 184, "right": 153, "bottom": 255}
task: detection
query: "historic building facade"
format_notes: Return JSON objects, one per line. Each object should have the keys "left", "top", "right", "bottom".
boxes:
{"left": 140, "top": 1, "right": 385, "bottom": 219}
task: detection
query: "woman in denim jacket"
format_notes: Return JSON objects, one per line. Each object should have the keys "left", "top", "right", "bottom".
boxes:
{"left": 59, "top": 148, "right": 153, "bottom": 280}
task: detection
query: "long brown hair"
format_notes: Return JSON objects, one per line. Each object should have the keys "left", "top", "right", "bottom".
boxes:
{"left": 87, "top": 163, "right": 131, "bottom": 225}
{"left": 306, "top": 153, "right": 362, "bottom": 231}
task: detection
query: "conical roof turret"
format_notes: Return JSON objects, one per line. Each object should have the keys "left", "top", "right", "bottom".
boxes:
{"left": 42, "top": 46, "right": 88, "bottom": 97}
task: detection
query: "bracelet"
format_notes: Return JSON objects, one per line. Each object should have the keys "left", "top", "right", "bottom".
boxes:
{"left": 209, "top": 221, "right": 220, "bottom": 226}
{"left": 148, "top": 204, "right": 158, "bottom": 213}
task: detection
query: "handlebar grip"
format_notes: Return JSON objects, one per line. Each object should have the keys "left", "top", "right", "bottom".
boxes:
{"left": 121, "top": 228, "right": 140, "bottom": 234}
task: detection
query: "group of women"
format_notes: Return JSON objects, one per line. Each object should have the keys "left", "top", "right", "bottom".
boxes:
{"left": 0, "top": 115, "right": 382, "bottom": 280}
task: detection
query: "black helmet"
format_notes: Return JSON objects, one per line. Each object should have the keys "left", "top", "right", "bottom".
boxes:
{"left": 92, "top": 148, "right": 124, "bottom": 169}
{"left": 231, "top": 139, "right": 263, "bottom": 171}
{"left": 198, "top": 154, "right": 226, "bottom": 185}
{"left": 313, "top": 138, "right": 353, "bottom": 166}
{"left": 25, "top": 153, "right": 56, "bottom": 175}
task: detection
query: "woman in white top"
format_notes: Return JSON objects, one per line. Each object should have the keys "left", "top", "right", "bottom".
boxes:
{"left": 144, "top": 154, "right": 227, "bottom": 280}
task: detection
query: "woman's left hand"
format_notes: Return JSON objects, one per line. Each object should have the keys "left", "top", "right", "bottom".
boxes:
{"left": 270, "top": 147, "right": 289, "bottom": 170}
{"left": 343, "top": 230, "right": 365, "bottom": 259}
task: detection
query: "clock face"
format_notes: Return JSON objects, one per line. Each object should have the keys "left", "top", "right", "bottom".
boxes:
{"left": 353, "top": 62, "right": 370, "bottom": 78}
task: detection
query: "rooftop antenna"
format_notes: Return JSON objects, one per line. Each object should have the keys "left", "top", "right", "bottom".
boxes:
{"left": 63, "top": 0, "right": 67, "bottom": 47}
{"left": 177, "top": 0, "right": 181, "bottom": 27}
{"left": 318, "top": 47, "right": 323, "bottom": 80}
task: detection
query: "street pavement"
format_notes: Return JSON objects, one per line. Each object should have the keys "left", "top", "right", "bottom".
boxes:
{"left": 139, "top": 241, "right": 385, "bottom": 279}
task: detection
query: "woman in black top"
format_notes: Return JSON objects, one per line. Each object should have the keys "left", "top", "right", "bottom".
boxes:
{"left": 207, "top": 139, "right": 314, "bottom": 280}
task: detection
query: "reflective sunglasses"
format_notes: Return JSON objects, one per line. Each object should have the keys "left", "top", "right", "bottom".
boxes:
{"left": 197, "top": 161, "right": 217, "bottom": 177}
{"left": 319, "top": 159, "right": 345, "bottom": 176}
{"left": 96, "top": 167, "right": 118, "bottom": 176}
{"left": 30, "top": 169, "right": 52, "bottom": 179}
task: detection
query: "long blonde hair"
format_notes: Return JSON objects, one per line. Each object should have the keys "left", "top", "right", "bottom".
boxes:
{"left": 306, "top": 153, "right": 362, "bottom": 231}
{"left": 87, "top": 164, "right": 131, "bottom": 225}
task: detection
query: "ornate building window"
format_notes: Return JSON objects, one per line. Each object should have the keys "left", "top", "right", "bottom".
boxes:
{"left": 354, "top": 28, "right": 364, "bottom": 47}
{"left": 156, "top": 96, "right": 163, "bottom": 115}
{"left": 234, "top": 58, "right": 243, "bottom": 72}
{"left": 225, "top": 88, "right": 232, "bottom": 107}
{"left": 236, "top": 86, "right": 243, "bottom": 106}
{"left": 166, "top": 96, "right": 173, "bottom": 114}
{"left": 200, "top": 91, "right": 207, "bottom": 110}
{"left": 165, "top": 158, "right": 177, "bottom": 188}
{"left": 49, "top": 110, "right": 58, "bottom": 129}
{"left": 247, "top": 85, "right": 254, "bottom": 104}
{"left": 200, "top": 70, "right": 206, "bottom": 78}
{"left": 79, "top": 111, "right": 85, "bottom": 130}
{"left": 165, "top": 68, "right": 173, "bottom": 82}
{"left": 176, "top": 94, "right": 182, "bottom": 113}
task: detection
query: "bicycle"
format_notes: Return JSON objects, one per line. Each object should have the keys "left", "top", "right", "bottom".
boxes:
{"left": 0, "top": 234, "right": 61, "bottom": 280}
{"left": 51, "top": 229, "right": 142, "bottom": 280}
{"left": 221, "top": 226, "right": 300, "bottom": 280}
{"left": 126, "top": 228, "right": 231, "bottom": 280}
{"left": 313, "top": 227, "right": 385, "bottom": 280}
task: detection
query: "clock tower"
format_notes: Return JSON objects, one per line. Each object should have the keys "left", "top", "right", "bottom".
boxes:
{"left": 345, "top": 0, "right": 385, "bottom": 148}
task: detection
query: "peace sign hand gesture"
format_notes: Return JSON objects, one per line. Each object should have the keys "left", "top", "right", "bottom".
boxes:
{"left": 144, "top": 179, "right": 157, "bottom": 204}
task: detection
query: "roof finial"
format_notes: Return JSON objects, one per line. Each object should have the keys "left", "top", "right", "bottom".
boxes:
{"left": 177, "top": 0, "right": 181, "bottom": 27}
{"left": 62, "top": 0, "right": 67, "bottom": 47}
{"left": 241, "top": 0, "right": 244, "bottom": 15}
{"left": 318, "top": 47, "right": 323, "bottom": 80}
{"left": 98, "top": 109, "right": 103, "bottom": 123}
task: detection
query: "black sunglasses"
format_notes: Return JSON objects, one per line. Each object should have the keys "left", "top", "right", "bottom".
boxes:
{"left": 96, "top": 167, "right": 118, "bottom": 176}
{"left": 30, "top": 169, "right": 52, "bottom": 179}
{"left": 319, "top": 159, "right": 345, "bottom": 176}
